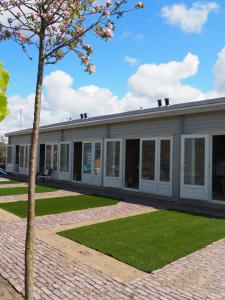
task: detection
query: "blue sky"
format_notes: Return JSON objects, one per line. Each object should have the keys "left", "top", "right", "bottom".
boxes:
{"left": 1, "top": 0, "right": 225, "bottom": 134}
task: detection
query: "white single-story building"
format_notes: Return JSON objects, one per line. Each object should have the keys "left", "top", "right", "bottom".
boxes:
{"left": 5, "top": 97, "right": 225, "bottom": 205}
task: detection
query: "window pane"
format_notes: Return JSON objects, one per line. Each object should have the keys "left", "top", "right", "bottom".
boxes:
{"left": 106, "top": 141, "right": 120, "bottom": 177}
{"left": 46, "top": 145, "right": 52, "bottom": 170}
{"left": 24, "top": 146, "right": 28, "bottom": 168}
{"left": 53, "top": 144, "right": 58, "bottom": 171}
{"left": 184, "top": 138, "right": 205, "bottom": 185}
{"left": 94, "top": 143, "right": 101, "bottom": 175}
{"left": 19, "top": 146, "right": 24, "bottom": 168}
{"left": 142, "top": 140, "right": 155, "bottom": 180}
{"left": 60, "top": 144, "right": 69, "bottom": 172}
{"left": 83, "top": 143, "right": 92, "bottom": 174}
{"left": 160, "top": 140, "right": 171, "bottom": 182}
{"left": 7, "top": 146, "right": 13, "bottom": 165}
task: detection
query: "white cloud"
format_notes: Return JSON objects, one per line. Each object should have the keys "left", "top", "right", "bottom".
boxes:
{"left": 214, "top": 48, "right": 225, "bottom": 94}
{"left": 124, "top": 56, "right": 139, "bottom": 66}
{"left": 120, "top": 31, "right": 145, "bottom": 42}
{"left": 161, "top": 2, "right": 218, "bottom": 33}
{"left": 127, "top": 53, "right": 203, "bottom": 101}
{"left": 2, "top": 47, "right": 225, "bottom": 136}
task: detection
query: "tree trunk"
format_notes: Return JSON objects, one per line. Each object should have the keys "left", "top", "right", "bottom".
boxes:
{"left": 25, "top": 31, "right": 45, "bottom": 300}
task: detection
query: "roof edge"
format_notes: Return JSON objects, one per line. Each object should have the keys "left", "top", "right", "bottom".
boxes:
{"left": 6, "top": 97, "right": 225, "bottom": 137}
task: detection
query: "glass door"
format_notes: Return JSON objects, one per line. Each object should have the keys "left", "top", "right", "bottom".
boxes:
{"left": 82, "top": 141, "right": 102, "bottom": 186}
{"left": 93, "top": 142, "right": 102, "bottom": 186}
{"left": 181, "top": 135, "right": 209, "bottom": 200}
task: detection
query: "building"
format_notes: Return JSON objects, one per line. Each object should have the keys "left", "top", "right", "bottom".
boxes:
{"left": 5, "top": 97, "right": 225, "bottom": 205}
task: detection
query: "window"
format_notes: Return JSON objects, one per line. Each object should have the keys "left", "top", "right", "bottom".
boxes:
{"left": 46, "top": 145, "right": 52, "bottom": 170}
{"left": 83, "top": 143, "right": 92, "bottom": 174}
{"left": 160, "top": 140, "right": 171, "bottom": 182}
{"left": 53, "top": 144, "right": 58, "bottom": 171}
{"left": 24, "top": 145, "right": 29, "bottom": 168}
{"left": 45, "top": 144, "right": 58, "bottom": 171}
{"left": 60, "top": 143, "right": 70, "bottom": 172}
{"left": 106, "top": 141, "right": 120, "bottom": 177}
{"left": 7, "top": 146, "right": 13, "bottom": 166}
{"left": 19, "top": 146, "right": 25, "bottom": 168}
{"left": 141, "top": 140, "right": 155, "bottom": 180}
{"left": 94, "top": 142, "right": 101, "bottom": 175}
{"left": 184, "top": 138, "right": 205, "bottom": 186}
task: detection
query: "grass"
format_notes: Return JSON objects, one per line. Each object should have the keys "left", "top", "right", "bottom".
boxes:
{"left": 59, "top": 210, "right": 225, "bottom": 272}
{"left": 0, "top": 195, "right": 119, "bottom": 218}
{"left": 0, "top": 185, "right": 57, "bottom": 196}
{"left": 0, "top": 180, "right": 20, "bottom": 185}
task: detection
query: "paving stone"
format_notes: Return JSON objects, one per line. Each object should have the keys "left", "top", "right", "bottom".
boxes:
{"left": 1, "top": 190, "right": 225, "bottom": 299}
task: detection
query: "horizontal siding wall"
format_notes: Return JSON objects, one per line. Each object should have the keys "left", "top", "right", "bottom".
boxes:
{"left": 109, "top": 117, "right": 181, "bottom": 138}
{"left": 63, "top": 125, "right": 108, "bottom": 141}
{"left": 39, "top": 131, "right": 61, "bottom": 143}
{"left": 184, "top": 111, "right": 225, "bottom": 134}
{"left": 9, "top": 134, "right": 31, "bottom": 145}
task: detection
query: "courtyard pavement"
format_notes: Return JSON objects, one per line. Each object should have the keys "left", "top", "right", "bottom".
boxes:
{"left": 1, "top": 186, "right": 225, "bottom": 299}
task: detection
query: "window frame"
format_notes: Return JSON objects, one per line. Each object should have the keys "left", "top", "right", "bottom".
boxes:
{"left": 104, "top": 138, "right": 122, "bottom": 180}
{"left": 6, "top": 145, "right": 13, "bottom": 167}
{"left": 45, "top": 143, "right": 59, "bottom": 172}
{"left": 59, "top": 142, "right": 70, "bottom": 173}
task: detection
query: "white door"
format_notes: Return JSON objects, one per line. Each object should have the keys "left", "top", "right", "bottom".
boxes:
{"left": 158, "top": 138, "right": 173, "bottom": 196}
{"left": 93, "top": 142, "right": 102, "bottom": 186}
{"left": 104, "top": 139, "right": 123, "bottom": 188}
{"left": 181, "top": 135, "right": 210, "bottom": 200}
{"left": 82, "top": 141, "right": 102, "bottom": 186}
{"left": 139, "top": 137, "right": 172, "bottom": 196}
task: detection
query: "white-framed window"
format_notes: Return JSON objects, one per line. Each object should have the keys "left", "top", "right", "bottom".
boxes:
{"left": 24, "top": 145, "right": 29, "bottom": 168}
{"left": 106, "top": 140, "right": 121, "bottom": 178}
{"left": 94, "top": 142, "right": 101, "bottom": 176}
{"left": 159, "top": 139, "right": 171, "bottom": 182}
{"left": 83, "top": 142, "right": 92, "bottom": 174}
{"left": 184, "top": 137, "right": 205, "bottom": 186}
{"left": 141, "top": 140, "right": 155, "bottom": 181}
{"left": 19, "top": 145, "right": 25, "bottom": 168}
{"left": 7, "top": 145, "right": 13, "bottom": 167}
{"left": 140, "top": 137, "right": 172, "bottom": 183}
{"left": 53, "top": 144, "right": 58, "bottom": 171}
{"left": 45, "top": 144, "right": 52, "bottom": 170}
{"left": 45, "top": 144, "right": 58, "bottom": 171}
{"left": 60, "top": 143, "right": 70, "bottom": 172}
{"left": 19, "top": 145, "right": 30, "bottom": 169}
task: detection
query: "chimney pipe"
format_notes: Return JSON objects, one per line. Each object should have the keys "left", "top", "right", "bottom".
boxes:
{"left": 165, "top": 98, "right": 170, "bottom": 106}
{"left": 157, "top": 99, "right": 162, "bottom": 107}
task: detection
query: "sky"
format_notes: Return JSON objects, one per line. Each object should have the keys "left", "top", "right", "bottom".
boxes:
{"left": 1, "top": 0, "right": 225, "bottom": 135}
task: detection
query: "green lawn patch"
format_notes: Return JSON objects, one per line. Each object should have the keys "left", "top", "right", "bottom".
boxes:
{"left": 0, "top": 185, "right": 57, "bottom": 196}
{"left": 0, "top": 180, "right": 19, "bottom": 185}
{"left": 58, "top": 210, "right": 225, "bottom": 272}
{"left": 0, "top": 195, "right": 119, "bottom": 218}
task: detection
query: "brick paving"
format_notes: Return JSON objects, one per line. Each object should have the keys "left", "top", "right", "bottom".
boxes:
{"left": 1, "top": 191, "right": 225, "bottom": 299}
{"left": 0, "top": 183, "right": 27, "bottom": 188}
{"left": 0, "top": 189, "right": 80, "bottom": 203}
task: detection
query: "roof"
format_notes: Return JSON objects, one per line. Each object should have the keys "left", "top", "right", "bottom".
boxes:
{"left": 6, "top": 96, "right": 225, "bottom": 137}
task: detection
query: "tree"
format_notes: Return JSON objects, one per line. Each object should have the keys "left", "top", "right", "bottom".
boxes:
{"left": 0, "top": 1, "right": 144, "bottom": 299}
{"left": 0, "top": 62, "right": 9, "bottom": 122}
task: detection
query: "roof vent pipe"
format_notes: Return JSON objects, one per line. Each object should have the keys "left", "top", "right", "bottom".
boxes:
{"left": 157, "top": 99, "right": 162, "bottom": 107}
{"left": 165, "top": 98, "right": 170, "bottom": 106}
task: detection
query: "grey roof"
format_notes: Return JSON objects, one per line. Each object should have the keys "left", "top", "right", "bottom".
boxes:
{"left": 6, "top": 96, "right": 225, "bottom": 136}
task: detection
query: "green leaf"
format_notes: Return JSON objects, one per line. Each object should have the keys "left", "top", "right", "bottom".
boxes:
{"left": 0, "top": 63, "right": 10, "bottom": 121}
